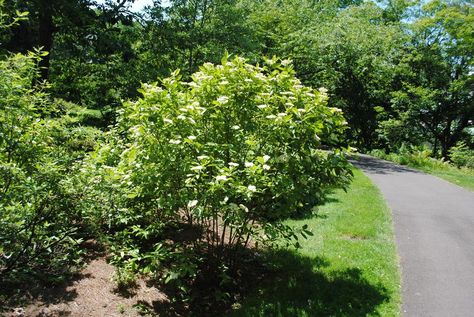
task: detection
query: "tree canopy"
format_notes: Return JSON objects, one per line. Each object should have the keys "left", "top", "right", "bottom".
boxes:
{"left": 3, "top": 0, "right": 471, "bottom": 155}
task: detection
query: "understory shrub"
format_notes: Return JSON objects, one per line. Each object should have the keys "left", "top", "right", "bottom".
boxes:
{"left": 82, "top": 55, "right": 352, "bottom": 313}
{"left": 0, "top": 51, "right": 101, "bottom": 282}
{"left": 449, "top": 142, "right": 474, "bottom": 169}
{"left": 370, "top": 142, "right": 474, "bottom": 172}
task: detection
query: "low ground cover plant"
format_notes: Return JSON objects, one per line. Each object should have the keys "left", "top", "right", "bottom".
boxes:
{"left": 370, "top": 144, "right": 474, "bottom": 172}
{"left": 81, "top": 55, "right": 352, "bottom": 313}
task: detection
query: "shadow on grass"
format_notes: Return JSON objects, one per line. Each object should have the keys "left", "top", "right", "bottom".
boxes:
{"left": 230, "top": 250, "right": 389, "bottom": 317}
{"left": 290, "top": 191, "right": 341, "bottom": 221}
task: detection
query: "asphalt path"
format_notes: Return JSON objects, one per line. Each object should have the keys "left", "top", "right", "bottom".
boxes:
{"left": 351, "top": 155, "right": 474, "bottom": 317}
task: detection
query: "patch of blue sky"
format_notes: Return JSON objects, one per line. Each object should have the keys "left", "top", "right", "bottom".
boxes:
{"left": 95, "top": 0, "right": 170, "bottom": 12}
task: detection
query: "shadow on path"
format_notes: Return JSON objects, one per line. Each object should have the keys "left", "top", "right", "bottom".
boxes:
{"left": 350, "top": 155, "right": 421, "bottom": 175}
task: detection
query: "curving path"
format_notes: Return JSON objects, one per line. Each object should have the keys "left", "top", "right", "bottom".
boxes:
{"left": 352, "top": 155, "right": 474, "bottom": 317}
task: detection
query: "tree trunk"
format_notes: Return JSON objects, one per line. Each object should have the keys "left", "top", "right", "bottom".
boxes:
{"left": 441, "top": 142, "right": 450, "bottom": 160}
{"left": 439, "top": 119, "right": 452, "bottom": 159}
{"left": 433, "top": 138, "right": 438, "bottom": 157}
{"left": 440, "top": 115, "right": 470, "bottom": 159}
{"left": 37, "top": 0, "right": 54, "bottom": 81}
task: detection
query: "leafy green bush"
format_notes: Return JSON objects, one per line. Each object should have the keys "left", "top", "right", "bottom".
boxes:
{"left": 0, "top": 51, "right": 99, "bottom": 281}
{"left": 83, "top": 55, "right": 351, "bottom": 312}
{"left": 449, "top": 142, "right": 474, "bottom": 169}
{"left": 55, "top": 99, "right": 105, "bottom": 128}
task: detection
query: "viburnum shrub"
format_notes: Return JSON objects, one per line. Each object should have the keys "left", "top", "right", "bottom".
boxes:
{"left": 86, "top": 55, "right": 351, "bottom": 309}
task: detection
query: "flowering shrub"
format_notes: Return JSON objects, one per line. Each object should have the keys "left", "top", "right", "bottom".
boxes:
{"left": 85, "top": 55, "right": 351, "bottom": 310}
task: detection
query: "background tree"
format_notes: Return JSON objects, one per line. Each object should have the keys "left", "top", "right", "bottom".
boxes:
{"left": 2, "top": 0, "right": 101, "bottom": 80}
{"left": 244, "top": 0, "right": 407, "bottom": 150}
{"left": 380, "top": 0, "right": 474, "bottom": 157}
{"left": 143, "top": 0, "right": 260, "bottom": 76}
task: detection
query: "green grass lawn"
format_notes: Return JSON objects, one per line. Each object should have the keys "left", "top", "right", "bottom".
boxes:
{"left": 230, "top": 169, "right": 401, "bottom": 316}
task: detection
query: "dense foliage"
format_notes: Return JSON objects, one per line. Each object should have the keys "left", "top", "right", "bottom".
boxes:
{"left": 0, "top": 0, "right": 101, "bottom": 284}
{"left": 449, "top": 142, "right": 474, "bottom": 169}
{"left": 0, "top": 50, "right": 101, "bottom": 281}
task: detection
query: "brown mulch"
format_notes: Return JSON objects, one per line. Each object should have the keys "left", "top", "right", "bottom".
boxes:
{"left": 3, "top": 249, "right": 168, "bottom": 317}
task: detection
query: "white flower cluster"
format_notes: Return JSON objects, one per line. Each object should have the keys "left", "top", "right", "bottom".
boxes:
{"left": 217, "top": 96, "right": 229, "bottom": 104}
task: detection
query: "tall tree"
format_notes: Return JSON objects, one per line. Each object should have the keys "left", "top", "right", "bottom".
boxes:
{"left": 3, "top": 0, "right": 143, "bottom": 81}
{"left": 145, "top": 0, "right": 259, "bottom": 76}
{"left": 4, "top": 0, "right": 98, "bottom": 80}
{"left": 381, "top": 0, "right": 474, "bottom": 157}
{"left": 245, "top": 0, "right": 406, "bottom": 149}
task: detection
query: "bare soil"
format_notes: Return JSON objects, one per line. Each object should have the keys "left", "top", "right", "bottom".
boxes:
{"left": 4, "top": 257, "right": 167, "bottom": 317}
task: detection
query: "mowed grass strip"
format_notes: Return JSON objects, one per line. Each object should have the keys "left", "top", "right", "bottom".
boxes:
{"left": 416, "top": 166, "right": 474, "bottom": 192}
{"left": 368, "top": 151, "right": 474, "bottom": 192}
{"left": 231, "top": 168, "right": 401, "bottom": 317}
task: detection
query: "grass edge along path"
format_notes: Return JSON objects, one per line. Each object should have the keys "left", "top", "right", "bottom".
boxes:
{"left": 368, "top": 151, "right": 474, "bottom": 192}
{"left": 416, "top": 166, "right": 474, "bottom": 192}
{"left": 230, "top": 168, "right": 401, "bottom": 316}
